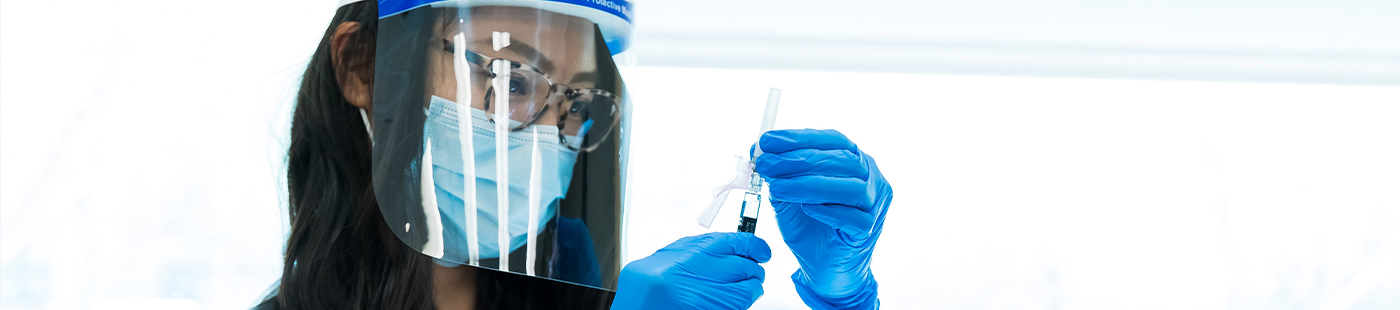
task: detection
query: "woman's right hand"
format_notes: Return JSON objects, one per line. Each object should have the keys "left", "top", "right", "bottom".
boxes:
{"left": 610, "top": 232, "right": 771, "bottom": 310}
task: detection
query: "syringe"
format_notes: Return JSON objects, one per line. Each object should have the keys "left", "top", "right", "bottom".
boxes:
{"left": 737, "top": 88, "right": 782, "bottom": 233}
{"left": 697, "top": 88, "right": 782, "bottom": 233}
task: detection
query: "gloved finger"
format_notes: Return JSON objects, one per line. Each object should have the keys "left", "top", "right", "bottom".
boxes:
{"left": 703, "top": 277, "right": 765, "bottom": 310}
{"left": 699, "top": 255, "right": 767, "bottom": 283}
{"left": 771, "top": 201, "right": 876, "bottom": 240}
{"left": 735, "top": 277, "right": 766, "bottom": 307}
{"left": 754, "top": 149, "right": 868, "bottom": 180}
{"left": 769, "top": 176, "right": 873, "bottom": 211}
{"left": 758, "top": 129, "right": 859, "bottom": 154}
{"left": 804, "top": 203, "right": 877, "bottom": 241}
{"left": 683, "top": 232, "right": 773, "bottom": 263}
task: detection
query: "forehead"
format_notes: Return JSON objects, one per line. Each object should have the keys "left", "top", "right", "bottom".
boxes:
{"left": 436, "top": 6, "right": 598, "bottom": 74}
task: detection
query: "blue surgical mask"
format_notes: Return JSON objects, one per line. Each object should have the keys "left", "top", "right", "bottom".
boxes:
{"left": 422, "top": 95, "right": 580, "bottom": 264}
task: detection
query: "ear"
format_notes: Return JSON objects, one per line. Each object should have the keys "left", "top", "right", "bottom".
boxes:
{"left": 331, "top": 21, "right": 372, "bottom": 110}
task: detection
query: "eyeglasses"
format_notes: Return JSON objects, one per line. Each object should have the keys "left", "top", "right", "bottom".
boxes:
{"left": 443, "top": 39, "right": 622, "bottom": 152}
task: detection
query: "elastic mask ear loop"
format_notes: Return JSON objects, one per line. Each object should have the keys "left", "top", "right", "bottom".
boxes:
{"left": 360, "top": 108, "right": 375, "bottom": 146}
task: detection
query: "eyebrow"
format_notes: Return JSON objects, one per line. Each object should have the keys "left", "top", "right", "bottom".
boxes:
{"left": 568, "top": 71, "right": 598, "bottom": 85}
{"left": 474, "top": 38, "right": 556, "bottom": 74}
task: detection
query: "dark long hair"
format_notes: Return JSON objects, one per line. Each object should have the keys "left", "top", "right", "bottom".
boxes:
{"left": 263, "top": 2, "right": 613, "bottom": 310}
{"left": 263, "top": 2, "right": 439, "bottom": 309}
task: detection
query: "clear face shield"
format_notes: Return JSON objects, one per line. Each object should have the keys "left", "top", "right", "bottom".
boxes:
{"left": 369, "top": 0, "right": 632, "bottom": 292}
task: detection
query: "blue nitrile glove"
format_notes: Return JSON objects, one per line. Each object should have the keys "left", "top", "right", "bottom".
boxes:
{"left": 611, "top": 232, "right": 772, "bottom": 310}
{"left": 752, "top": 129, "right": 892, "bottom": 310}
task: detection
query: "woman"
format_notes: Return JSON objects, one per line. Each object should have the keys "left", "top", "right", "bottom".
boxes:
{"left": 259, "top": 1, "right": 622, "bottom": 309}
{"left": 263, "top": 1, "right": 890, "bottom": 309}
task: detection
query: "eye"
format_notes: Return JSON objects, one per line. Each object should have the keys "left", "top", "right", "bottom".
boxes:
{"left": 569, "top": 101, "right": 587, "bottom": 116}
{"left": 509, "top": 75, "right": 525, "bottom": 95}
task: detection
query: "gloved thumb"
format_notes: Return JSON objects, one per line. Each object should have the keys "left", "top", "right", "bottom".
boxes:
{"left": 773, "top": 201, "right": 875, "bottom": 242}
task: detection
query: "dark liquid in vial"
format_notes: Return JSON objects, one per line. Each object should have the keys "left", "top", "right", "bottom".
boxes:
{"left": 737, "top": 217, "right": 758, "bottom": 233}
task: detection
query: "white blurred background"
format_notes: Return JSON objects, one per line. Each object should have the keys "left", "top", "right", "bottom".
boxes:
{"left": 3, "top": 0, "right": 1398, "bottom": 309}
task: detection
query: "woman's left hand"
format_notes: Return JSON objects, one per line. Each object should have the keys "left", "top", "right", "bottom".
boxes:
{"left": 752, "top": 129, "right": 892, "bottom": 310}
